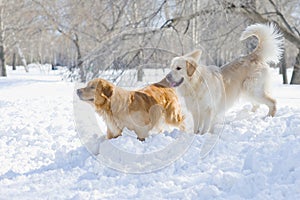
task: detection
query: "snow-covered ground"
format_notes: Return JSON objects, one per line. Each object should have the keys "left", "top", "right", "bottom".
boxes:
{"left": 0, "top": 65, "right": 300, "bottom": 199}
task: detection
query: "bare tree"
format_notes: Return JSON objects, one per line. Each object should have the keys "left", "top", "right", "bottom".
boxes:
{"left": 226, "top": 0, "right": 300, "bottom": 84}
{"left": 0, "top": 3, "right": 6, "bottom": 76}
{"left": 159, "top": 0, "right": 299, "bottom": 84}
{"left": 1, "top": 0, "right": 298, "bottom": 85}
{"left": 32, "top": 0, "right": 84, "bottom": 79}
{"left": 0, "top": 0, "right": 41, "bottom": 75}
{"left": 279, "top": 50, "right": 288, "bottom": 84}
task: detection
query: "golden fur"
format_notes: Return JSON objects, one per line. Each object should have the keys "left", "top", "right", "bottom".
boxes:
{"left": 166, "top": 23, "right": 283, "bottom": 134}
{"left": 77, "top": 78, "right": 184, "bottom": 140}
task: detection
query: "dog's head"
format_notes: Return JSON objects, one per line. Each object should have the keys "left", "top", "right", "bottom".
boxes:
{"left": 166, "top": 50, "right": 202, "bottom": 87}
{"left": 77, "top": 78, "right": 114, "bottom": 108}
{"left": 77, "top": 79, "right": 99, "bottom": 103}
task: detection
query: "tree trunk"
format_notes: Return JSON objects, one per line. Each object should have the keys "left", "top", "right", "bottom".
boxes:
{"left": 0, "top": 44, "right": 6, "bottom": 76}
{"left": 137, "top": 66, "right": 144, "bottom": 82}
{"left": 12, "top": 52, "right": 16, "bottom": 70}
{"left": 77, "top": 57, "right": 84, "bottom": 82}
{"left": 17, "top": 45, "right": 29, "bottom": 72}
{"left": 73, "top": 33, "right": 85, "bottom": 82}
{"left": 290, "top": 49, "right": 300, "bottom": 84}
{"left": 0, "top": 6, "right": 6, "bottom": 77}
{"left": 137, "top": 50, "right": 144, "bottom": 82}
{"left": 243, "top": 0, "right": 257, "bottom": 53}
{"left": 279, "top": 50, "right": 288, "bottom": 84}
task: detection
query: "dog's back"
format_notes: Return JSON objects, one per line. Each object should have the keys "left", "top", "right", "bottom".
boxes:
{"left": 221, "top": 23, "right": 284, "bottom": 116}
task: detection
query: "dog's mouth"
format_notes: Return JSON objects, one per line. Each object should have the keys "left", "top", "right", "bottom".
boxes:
{"left": 166, "top": 74, "right": 184, "bottom": 87}
{"left": 81, "top": 96, "right": 94, "bottom": 102}
{"left": 78, "top": 96, "right": 94, "bottom": 102}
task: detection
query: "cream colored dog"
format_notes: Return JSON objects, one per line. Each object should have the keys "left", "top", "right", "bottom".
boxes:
{"left": 166, "top": 23, "right": 283, "bottom": 134}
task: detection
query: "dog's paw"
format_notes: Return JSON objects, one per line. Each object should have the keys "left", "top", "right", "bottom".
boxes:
{"left": 137, "top": 137, "right": 145, "bottom": 142}
{"left": 195, "top": 129, "right": 205, "bottom": 135}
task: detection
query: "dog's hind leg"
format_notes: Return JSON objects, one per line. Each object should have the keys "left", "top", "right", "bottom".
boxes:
{"left": 165, "top": 107, "right": 185, "bottom": 132}
{"left": 265, "top": 94, "right": 277, "bottom": 117}
{"left": 135, "top": 105, "right": 164, "bottom": 141}
{"left": 149, "top": 104, "right": 164, "bottom": 131}
{"left": 253, "top": 93, "right": 277, "bottom": 117}
{"left": 251, "top": 103, "right": 260, "bottom": 112}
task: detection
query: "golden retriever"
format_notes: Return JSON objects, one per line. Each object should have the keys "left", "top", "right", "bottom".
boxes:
{"left": 77, "top": 78, "right": 184, "bottom": 140}
{"left": 166, "top": 23, "right": 283, "bottom": 134}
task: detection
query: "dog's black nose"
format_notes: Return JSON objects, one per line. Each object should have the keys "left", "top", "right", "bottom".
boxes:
{"left": 77, "top": 89, "right": 82, "bottom": 96}
{"left": 166, "top": 73, "right": 172, "bottom": 81}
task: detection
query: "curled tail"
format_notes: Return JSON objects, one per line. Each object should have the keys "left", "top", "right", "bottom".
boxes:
{"left": 240, "top": 23, "right": 284, "bottom": 64}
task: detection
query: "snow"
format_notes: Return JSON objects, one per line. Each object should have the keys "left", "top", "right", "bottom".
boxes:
{"left": 1, "top": 65, "right": 300, "bottom": 199}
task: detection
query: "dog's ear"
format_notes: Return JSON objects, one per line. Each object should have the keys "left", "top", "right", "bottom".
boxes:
{"left": 184, "top": 50, "right": 202, "bottom": 62}
{"left": 186, "top": 61, "right": 197, "bottom": 77}
{"left": 96, "top": 79, "right": 113, "bottom": 99}
{"left": 102, "top": 83, "right": 113, "bottom": 99}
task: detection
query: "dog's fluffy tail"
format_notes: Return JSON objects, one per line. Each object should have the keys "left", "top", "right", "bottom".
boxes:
{"left": 240, "top": 23, "right": 284, "bottom": 64}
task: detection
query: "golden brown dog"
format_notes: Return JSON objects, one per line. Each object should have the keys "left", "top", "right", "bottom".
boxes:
{"left": 77, "top": 78, "right": 184, "bottom": 140}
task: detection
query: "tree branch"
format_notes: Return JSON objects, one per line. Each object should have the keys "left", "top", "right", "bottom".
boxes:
{"left": 268, "top": 0, "right": 294, "bottom": 34}
{"left": 240, "top": 5, "right": 300, "bottom": 48}
{"left": 160, "top": 8, "right": 217, "bottom": 30}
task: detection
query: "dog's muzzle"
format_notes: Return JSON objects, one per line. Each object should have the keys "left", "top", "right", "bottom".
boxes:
{"left": 166, "top": 73, "right": 184, "bottom": 87}
{"left": 76, "top": 89, "right": 94, "bottom": 101}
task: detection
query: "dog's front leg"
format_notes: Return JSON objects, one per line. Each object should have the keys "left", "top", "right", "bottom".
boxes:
{"left": 136, "top": 130, "right": 149, "bottom": 141}
{"left": 192, "top": 111, "right": 203, "bottom": 134}
{"left": 202, "top": 109, "right": 213, "bottom": 134}
{"left": 202, "top": 118, "right": 212, "bottom": 134}
{"left": 106, "top": 127, "right": 122, "bottom": 139}
{"left": 133, "top": 124, "right": 151, "bottom": 141}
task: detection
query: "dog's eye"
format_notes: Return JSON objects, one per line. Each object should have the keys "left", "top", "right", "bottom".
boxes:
{"left": 176, "top": 66, "right": 182, "bottom": 70}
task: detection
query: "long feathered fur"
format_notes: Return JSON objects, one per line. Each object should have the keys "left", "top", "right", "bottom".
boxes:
{"left": 240, "top": 23, "right": 284, "bottom": 64}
